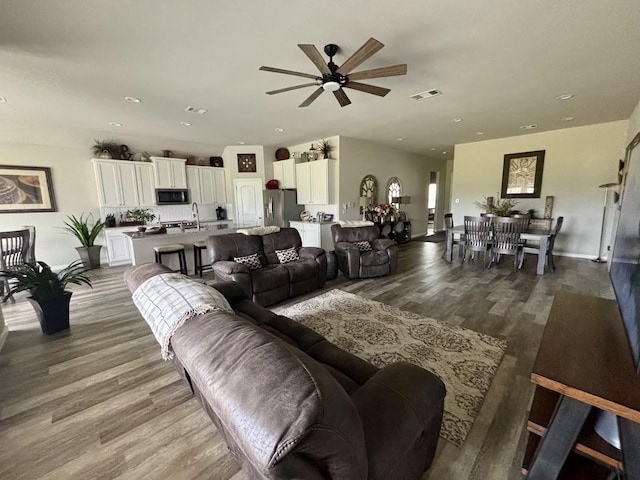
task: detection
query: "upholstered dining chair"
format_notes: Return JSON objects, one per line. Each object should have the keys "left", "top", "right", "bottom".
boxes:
{"left": 0, "top": 228, "right": 32, "bottom": 302}
{"left": 462, "top": 216, "right": 493, "bottom": 267}
{"left": 442, "top": 213, "right": 465, "bottom": 260}
{"left": 491, "top": 217, "right": 526, "bottom": 271}
{"left": 521, "top": 216, "right": 564, "bottom": 271}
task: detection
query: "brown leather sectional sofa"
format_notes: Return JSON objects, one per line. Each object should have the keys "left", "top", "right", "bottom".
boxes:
{"left": 124, "top": 262, "right": 446, "bottom": 480}
{"left": 207, "top": 228, "right": 326, "bottom": 306}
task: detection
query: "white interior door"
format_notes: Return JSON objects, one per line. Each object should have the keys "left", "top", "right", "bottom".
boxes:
{"left": 234, "top": 178, "right": 263, "bottom": 227}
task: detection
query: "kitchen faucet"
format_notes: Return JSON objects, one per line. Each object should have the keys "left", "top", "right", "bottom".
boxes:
{"left": 192, "top": 202, "right": 200, "bottom": 231}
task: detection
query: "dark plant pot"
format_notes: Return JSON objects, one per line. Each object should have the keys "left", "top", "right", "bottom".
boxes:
{"left": 76, "top": 245, "right": 102, "bottom": 269}
{"left": 28, "top": 291, "right": 72, "bottom": 335}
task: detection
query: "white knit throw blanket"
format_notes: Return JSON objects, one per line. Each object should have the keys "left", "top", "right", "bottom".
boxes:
{"left": 132, "top": 273, "right": 233, "bottom": 360}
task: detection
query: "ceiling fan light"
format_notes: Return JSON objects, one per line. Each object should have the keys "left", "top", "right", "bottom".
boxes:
{"left": 323, "top": 81, "right": 341, "bottom": 92}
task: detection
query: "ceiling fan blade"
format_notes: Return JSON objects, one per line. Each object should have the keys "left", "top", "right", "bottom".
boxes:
{"left": 259, "top": 66, "right": 319, "bottom": 80}
{"left": 299, "top": 87, "right": 325, "bottom": 107}
{"left": 298, "top": 44, "right": 331, "bottom": 75}
{"left": 333, "top": 89, "right": 352, "bottom": 107}
{"left": 266, "top": 83, "right": 318, "bottom": 95}
{"left": 343, "top": 82, "right": 390, "bottom": 97}
{"left": 348, "top": 64, "right": 407, "bottom": 81}
{"left": 336, "top": 38, "right": 384, "bottom": 75}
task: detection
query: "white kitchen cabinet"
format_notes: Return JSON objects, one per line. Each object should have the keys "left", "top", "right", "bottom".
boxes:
{"left": 289, "top": 221, "right": 335, "bottom": 249}
{"left": 104, "top": 227, "right": 133, "bottom": 266}
{"left": 186, "top": 166, "right": 226, "bottom": 205}
{"left": 93, "top": 159, "right": 144, "bottom": 207}
{"left": 273, "top": 158, "right": 297, "bottom": 189}
{"left": 295, "top": 159, "right": 335, "bottom": 205}
{"left": 134, "top": 163, "right": 156, "bottom": 206}
{"left": 151, "top": 157, "right": 187, "bottom": 189}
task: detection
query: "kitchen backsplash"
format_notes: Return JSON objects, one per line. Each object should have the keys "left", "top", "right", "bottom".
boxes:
{"left": 101, "top": 203, "right": 233, "bottom": 225}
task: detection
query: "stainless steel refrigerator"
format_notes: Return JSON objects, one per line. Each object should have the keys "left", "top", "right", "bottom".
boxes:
{"left": 263, "top": 189, "right": 303, "bottom": 227}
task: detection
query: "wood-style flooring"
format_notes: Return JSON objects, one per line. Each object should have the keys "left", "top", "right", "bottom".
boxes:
{"left": 0, "top": 241, "right": 614, "bottom": 480}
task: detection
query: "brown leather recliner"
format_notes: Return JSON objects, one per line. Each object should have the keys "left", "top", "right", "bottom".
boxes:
{"left": 207, "top": 228, "right": 326, "bottom": 306}
{"left": 331, "top": 224, "right": 398, "bottom": 279}
{"left": 124, "top": 263, "right": 446, "bottom": 480}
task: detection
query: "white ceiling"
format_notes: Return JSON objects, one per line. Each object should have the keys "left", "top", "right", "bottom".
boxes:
{"left": 1, "top": 0, "right": 639, "bottom": 160}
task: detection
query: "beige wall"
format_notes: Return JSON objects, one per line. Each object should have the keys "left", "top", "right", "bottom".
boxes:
{"left": 221, "top": 145, "right": 266, "bottom": 215}
{"left": 627, "top": 98, "right": 640, "bottom": 144}
{"left": 339, "top": 137, "right": 449, "bottom": 235}
{"left": 0, "top": 143, "right": 102, "bottom": 267}
{"left": 451, "top": 120, "right": 628, "bottom": 257}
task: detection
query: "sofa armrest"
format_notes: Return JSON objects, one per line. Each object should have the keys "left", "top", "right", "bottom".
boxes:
{"left": 371, "top": 238, "right": 396, "bottom": 251}
{"left": 298, "top": 246, "right": 325, "bottom": 260}
{"left": 209, "top": 281, "right": 248, "bottom": 304}
{"left": 213, "top": 260, "right": 249, "bottom": 275}
{"left": 334, "top": 241, "right": 358, "bottom": 252}
{"left": 351, "top": 362, "right": 445, "bottom": 479}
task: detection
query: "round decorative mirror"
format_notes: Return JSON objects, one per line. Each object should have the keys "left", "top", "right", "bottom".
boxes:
{"left": 359, "top": 175, "right": 378, "bottom": 213}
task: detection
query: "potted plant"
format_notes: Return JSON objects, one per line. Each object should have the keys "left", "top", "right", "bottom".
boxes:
{"left": 474, "top": 195, "right": 518, "bottom": 216}
{"left": 128, "top": 208, "right": 156, "bottom": 232}
{"left": 63, "top": 213, "right": 106, "bottom": 269}
{"left": 0, "top": 261, "right": 92, "bottom": 334}
{"left": 91, "top": 139, "right": 119, "bottom": 159}
{"left": 317, "top": 138, "right": 334, "bottom": 159}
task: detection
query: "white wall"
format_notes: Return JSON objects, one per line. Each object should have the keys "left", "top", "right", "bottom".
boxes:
{"left": 339, "top": 137, "right": 449, "bottom": 235}
{"left": 627, "top": 98, "right": 640, "bottom": 144}
{"left": 451, "top": 120, "right": 628, "bottom": 257}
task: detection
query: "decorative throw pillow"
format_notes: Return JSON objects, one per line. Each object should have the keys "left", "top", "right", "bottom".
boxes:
{"left": 354, "top": 240, "right": 372, "bottom": 252}
{"left": 234, "top": 253, "right": 262, "bottom": 270}
{"left": 275, "top": 246, "right": 300, "bottom": 264}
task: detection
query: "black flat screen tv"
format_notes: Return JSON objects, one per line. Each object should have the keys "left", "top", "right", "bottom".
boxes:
{"left": 609, "top": 131, "right": 640, "bottom": 375}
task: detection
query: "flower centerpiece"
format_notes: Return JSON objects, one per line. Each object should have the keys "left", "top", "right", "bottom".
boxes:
{"left": 374, "top": 203, "right": 397, "bottom": 222}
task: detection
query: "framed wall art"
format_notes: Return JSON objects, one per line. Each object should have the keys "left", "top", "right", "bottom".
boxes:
{"left": 500, "top": 150, "right": 545, "bottom": 198}
{"left": 237, "top": 153, "right": 257, "bottom": 173}
{"left": 0, "top": 165, "right": 57, "bottom": 213}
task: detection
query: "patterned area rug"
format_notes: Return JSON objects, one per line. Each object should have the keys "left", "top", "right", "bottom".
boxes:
{"left": 273, "top": 289, "right": 507, "bottom": 447}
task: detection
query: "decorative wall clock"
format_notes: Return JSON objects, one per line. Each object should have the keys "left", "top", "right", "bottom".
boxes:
{"left": 237, "top": 153, "right": 257, "bottom": 173}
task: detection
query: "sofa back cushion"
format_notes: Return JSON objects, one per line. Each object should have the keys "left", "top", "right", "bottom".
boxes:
{"left": 331, "top": 225, "right": 380, "bottom": 244}
{"left": 207, "top": 233, "right": 265, "bottom": 264}
{"left": 261, "top": 228, "right": 303, "bottom": 265}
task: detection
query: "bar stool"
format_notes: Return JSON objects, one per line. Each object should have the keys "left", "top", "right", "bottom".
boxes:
{"left": 154, "top": 244, "right": 187, "bottom": 275}
{"left": 193, "top": 240, "right": 212, "bottom": 278}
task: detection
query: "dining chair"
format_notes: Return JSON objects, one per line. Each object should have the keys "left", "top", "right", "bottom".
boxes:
{"left": 462, "top": 216, "right": 493, "bottom": 267}
{"left": 511, "top": 214, "right": 531, "bottom": 230}
{"left": 0, "top": 228, "right": 32, "bottom": 302}
{"left": 491, "top": 217, "right": 526, "bottom": 271}
{"left": 442, "top": 213, "right": 465, "bottom": 260}
{"left": 522, "top": 216, "right": 564, "bottom": 271}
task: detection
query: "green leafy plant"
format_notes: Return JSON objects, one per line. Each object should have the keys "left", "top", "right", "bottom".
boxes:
{"left": 474, "top": 195, "right": 518, "bottom": 216}
{"left": 63, "top": 213, "right": 105, "bottom": 247}
{"left": 0, "top": 261, "right": 92, "bottom": 303}
{"left": 317, "top": 138, "right": 334, "bottom": 159}
{"left": 128, "top": 208, "right": 156, "bottom": 223}
{"left": 91, "top": 139, "right": 119, "bottom": 158}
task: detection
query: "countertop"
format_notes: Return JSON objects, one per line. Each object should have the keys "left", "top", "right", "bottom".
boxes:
{"left": 124, "top": 222, "right": 238, "bottom": 239}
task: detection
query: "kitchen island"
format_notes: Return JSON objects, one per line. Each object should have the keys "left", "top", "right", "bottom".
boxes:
{"left": 124, "top": 222, "right": 238, "bottom": 275}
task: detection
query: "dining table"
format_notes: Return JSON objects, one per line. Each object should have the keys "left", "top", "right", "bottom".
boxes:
{"left": 444, "top": 224, "right": 552, "bottom": 275}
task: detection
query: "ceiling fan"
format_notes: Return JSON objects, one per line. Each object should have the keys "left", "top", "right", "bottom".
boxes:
{"left": 259, "top": 38, "right": 407, "bottom": 108}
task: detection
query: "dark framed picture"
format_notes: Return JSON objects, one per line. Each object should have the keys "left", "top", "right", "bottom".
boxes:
{"left": 237, "top": 153, "right": 257, "bottom": 173}
{"left": 500, "top": 150, "right": 545, "bottom": 198}
{"left": 0, "top": 165, "right": 57, "bottom": 213}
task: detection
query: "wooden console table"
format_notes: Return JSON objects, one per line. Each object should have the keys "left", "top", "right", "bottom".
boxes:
{"left": 523, "top": 291, "right": 640, "bottom": 479}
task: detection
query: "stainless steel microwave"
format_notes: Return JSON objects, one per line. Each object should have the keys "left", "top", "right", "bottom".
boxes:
{"left": 155, "top": 189, "right": 189, "bottom": 205}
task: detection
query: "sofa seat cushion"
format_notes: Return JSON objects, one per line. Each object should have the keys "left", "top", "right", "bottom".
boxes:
{"left": 281, "top": 258, "right": 318, "bottom": 282}
{"left": 251, "top": 265, "right": 289, "bottom": 293}
{"left": 360, "top": 250, "right": 390, "bottom": 267}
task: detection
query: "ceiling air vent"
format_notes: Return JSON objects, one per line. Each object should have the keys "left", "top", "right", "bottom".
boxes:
{"left": 520, "top": 124, "right": 538, "bottom": 130}
{"left": 410, "top": 89, "right": 442, "bottom": 101}
{"left": 185, "top": 106, "right": 208, "bottom": 114}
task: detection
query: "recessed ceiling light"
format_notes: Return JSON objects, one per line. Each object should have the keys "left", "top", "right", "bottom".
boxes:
{"left": 431, "top": 147, "right": 436, "bottom": 151}
{"left": 275, "top": 127, "right": 285, "bottom": 132}
{"left": 180, "top": 121, "right": 192, "bottom": 126}
{"left": 396, "top": 137, "right": 404, "bottom": 142}
{"left": 237, "top": 141, "right": 246, "bottom": 145}
{"left": 562, "top": 116, "right": 575, "bottom": 121}
{"left": 0, "top": 96, "right": 6, "bottom": 103}
{"left": 442, "top": 151, "right": 448, "bottom": 155}
{"left": 108, "top": 122, "right": 122, "bottom": 127}
{"left": 452, "top": 118, "right": 463, "bottom": 123}
{"left": 124, "top": 96, "right": 141, "bottom": 103}
{"left": 520, "top": 124, "right": 538, "bottom": 130}
{"left": 556, "top": 93, "right": 574, "bottom": 101}
{"left": 476, "top": 132, "right": 484, "bottom": 136}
